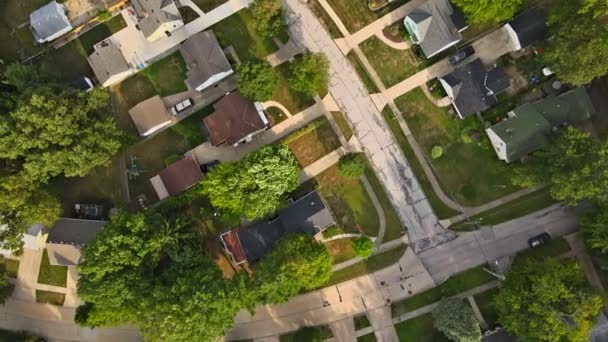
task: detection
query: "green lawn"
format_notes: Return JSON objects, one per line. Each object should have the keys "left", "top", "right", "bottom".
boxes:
{"left": 283, "top": 118, "right": 341, "bottom": 167}
{"left": 36, "top": 290, "right": 65, "bottom": 306}
{"left": 37, "top": 250, "right": 67, "bottom": 287}
{"left": 192, "top": 0, "right": 229, "bottom": 12}
{"left": 0, "top": 257, "right": 19, "bottom": 278}
{"left": 0, "top": 0, "right": 52, "bottom": 61}
{"left": 357, "top": 333, "right": 377, "bottom": 342}
{"left": 347, "top": 53, "right": 380, "bottom": 93}
{"left": 325, "top": 0, "right": 408, "bottom": 33}
{"left": 394, "top": 88, "right": 522, "bottom": 206}
{"left": 391, "top": 266, "right": 495, "bottom": 317}
{"left": 326, "top": 245, "right": 406, "bottom": 286}
{"left": 394, "top": 313, "right": 450, "bottom": 342}
{"left": 325, "top": 238, "right": 357, "bottom": 264}
{"left": 279, "top": 326, "right": 333, "bottom": 341}
{"left": 308, "top": 0, "right": 344, "bottom": 38}
{"left": 354, "top": 313, "right": 371, "bottom": 330}
{"left": 273, "top": 62, "right": 317, "bottom": 114}
{"left": 363, "top": 164, "right": 404, "bottom": 241}
{"left": 360, "top": 36, "right": 419, "bottom": 87}
{"left": 212, "top": 9, "right": 278, "bottom": 62}
{"left": 126, "top": 106, "right": 213, "bottom": 201}
{"left": 380, "top": 107, "right": 460, "bottom": 219}
{"left": 451, "top": 188, "right": 557, "bottom": 231}
{"left": 139, "top": 52, "right": 188, "bottom": 97}
{"left": 316, "top": 165, "right": 380, "bottom": 236}
{"left": 514, "top": 237, "right": 571, "bottom": 263}
{"left": 331, "top": 111, "right": 353, "bottom": 140}
{"left": 474, "top": 287, "right": 500, "bottom": 328}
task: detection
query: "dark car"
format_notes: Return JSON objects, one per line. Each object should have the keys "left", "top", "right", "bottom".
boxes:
{"left": 448, "top": 46, "right": 475, "bottom": 65}
{"left": 528, "top": 232, "right": 551, "bottom": 248}
{"left": 201, "top": 160, "right": 220, "bottom": 173}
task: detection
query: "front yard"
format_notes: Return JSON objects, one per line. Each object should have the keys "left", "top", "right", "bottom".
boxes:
{"left": 37, "top": 249, "right": 68, "bottom": 287}
{"left": 360, "top": 36, "right": 420, "bottom": 87}
{"left": 394, "top": 88, "right": 521, "bottom": 206}
{"left": 326, "top": 245, "right": 406, "bottom": 286}
{"left": 36, "top": 290, "right": 65, "bottom": 306}
{"left": 325, "top": 0, "right": 408, "bottom": 33}
{"left": 273, "top": 63, "right": 317, "bottom": 114}
{"left": 394, "top": 313, "right": 450, "bottom": 342}
{"left": 324, "top": 238, "right": 357, "bottom": 264}
{"left": 283, "top": 117, "right": 341, "bottom": 167}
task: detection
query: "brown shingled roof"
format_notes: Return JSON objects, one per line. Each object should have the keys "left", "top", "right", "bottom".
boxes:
{"left": 203, "top": 91, "right": 267, "bottom": 146}
{"left": 220, "top": 230, "right": 246, "bottom": 264}
{"left": 158, "top": 155, "right": 203, "bottom": 196}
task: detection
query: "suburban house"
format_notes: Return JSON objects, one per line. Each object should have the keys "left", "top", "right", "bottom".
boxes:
{"left": 203, "top": 91, "right": 269, "bottom": 147}
{"left": 220, "top": 191, "right": 336, "bottom": 265}
{"left": 131, "top": 0, "right": 184, "bottom": 42}
{"left": 129, "top": 95, "right": 173, "bottom": 136}
{"left": 88, "top": 39, "right": 133, "bottom": 87}
{"left": 150, "top": 155, "right": 203, "bottom": 200}
{"left": 180, "top": 31, "right": 234, "bottom": 91}
{"left": 403, "top": 0, "right": 468, "bottom": 59}
{"left": 29, "top": 1, "right": 73, "bottom": 43}
{"left": 45, "top": 218, "right": 105, "bottom": 266}
{"left": 439, "top": 58, "right": 510, "bottom": 119}
{"left": 505, "top": 8, "right": 548, "bottom": 51}
{"left": 486, "top": 87, "right": 595, "bottom": 163}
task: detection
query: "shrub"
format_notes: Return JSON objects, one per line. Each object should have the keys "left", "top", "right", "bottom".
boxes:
{"left": 432, "top": 297, "right": 481, "bottom": 342}
{"left": 460, "top": 128, "right": 473, "bottom": 144}
{"left": 289, "top": 53, "right": 330, "bottom": 96}
{"left": 431, "top": 146, "right": 444, "bottom": 159}
{"left": 352, "top": 236, "right": 373, "bottom": 258}
{"left": 237, "top": 60, "right": 279, "bottom": 101}
{"left": 96, "top": 9, "right": 112, "bottom": 21}
{"left": 338, "top": 153, "right": 367, "bottom": 178}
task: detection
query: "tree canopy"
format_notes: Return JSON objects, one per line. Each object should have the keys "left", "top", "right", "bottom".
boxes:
{"left": 254, "top": 234, "right": 332, "bottom": 303}
{"left": 289, "top": 53, "right": 330, "bottom": 96}
{"left": 250, "top": 0, "right": 286, "bottom": 38}
{"left": 580, "top": 206, "right": 608, "bottom": 254}
{"left": 200, "top": 145, "right": 300, "bottom": 220}
{"left": 351, "top": 236, "right": 373, "bottom": 258}
{"left": 432, "top": 297, "right": 481, "bottom": 342}
{"left": 338, "top": 153, "right": 367, "bottom": 178}
{"left": 546, "top": 0, "right": 608, "bottom": 85}
{"left": 452, "top": 0, "right": 522, "bottom": 24}
{"left": 495, "top": 258, "right": 603, "bottom": 342}
{"left": 512, "top": 127, "right": 608, "bottom": 205}
{"left": 237, "top": 60, "right": 279, "bottom": 101}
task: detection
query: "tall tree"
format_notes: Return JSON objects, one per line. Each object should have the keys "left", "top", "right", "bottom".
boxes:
{"left": 289, "top": 53, "right": 329, "bottom": 96}
{"left": 2, "top": 63, "right": 52, "bottom": 92}
{"left": 432, "top": 297, "right": 481, "bottom": 342}
{"left": 580, "top": 206, "right": 608, "bottom": 254}
{"left": 452, "top": 0, "right": 523, "bottom": 24}
{"left": 351, "top": 236, "right": 373, "bottom": 258}
{"left": 338, "top": 153, "right": 367, "bottom": 178}
{"left": 512, "top": 127, "right": 608, "bottom": 205}
{"left": 254, "top": 234, "right": 332, "bottom": 303}
{"left": 201, "top": 145, "right": 300, "bottom": 220}
{"left": 581, "top": 0, "right": 608, "bottom": 18}
{"left": 250, "top": 0, "right": 285, "bottom": 38}
{"left": 495, "top": 258, "right": 603, "bottom": 342}
{"left": 546, "top": 0, "right": 608, "bottom": 85}
{"left": 0, "top": 87, "right": 122, "bottom": 183}
{"left": 236, "top": 60, "right": 279, "bottom": 101}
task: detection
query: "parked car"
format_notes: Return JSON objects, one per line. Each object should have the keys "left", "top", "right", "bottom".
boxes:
{"left": 201, "top": 160, "right": 220, "bottom": 174}
{"left": 170, "top": 98, "right": 193, "bottom": 115}
{"left": 528, "top": 232, "right": 551, "bottom": 248}
{"left": 448, "top": 46, "right": 475, "bottom": 65}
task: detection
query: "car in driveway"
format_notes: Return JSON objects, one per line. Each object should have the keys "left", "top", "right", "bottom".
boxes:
{"left": 528, "top": 232, "right": 551, "bottom": 248}
{"left": 170, "top": 98, "right": 193, "bottom": 115}
{"left": 448, "top": 46, "right": 475, "bottom": 65}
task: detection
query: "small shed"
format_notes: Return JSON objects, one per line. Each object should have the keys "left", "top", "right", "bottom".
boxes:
{"left": 128, "top": 96, "right": 173, "bottom": 136}
{"left": 30, "top": 1, "right": 73, "bottom": 43}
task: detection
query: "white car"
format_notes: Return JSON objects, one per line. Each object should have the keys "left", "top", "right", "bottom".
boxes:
{"left": 170, "top": 98, "right": 193, "bottom": 115}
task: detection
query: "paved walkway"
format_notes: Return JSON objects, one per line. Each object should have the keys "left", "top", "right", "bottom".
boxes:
{"left": 265, "top": 39, "right": 307, "bottom": 66}
{"left": 284, "top": 0, "right": 454, "bottom": 252}
{"left": 332, "top": 237, "right": 407, "bottom": 272}
{"left": 262, "top": 100, "right": 293, "bottom": 118}
{"left": 367, "top": 307, "right": 399, "bottom": 341}
{"left": 376, "top": 32, "right": 410, "bottom": 50}
{"left": 329, "top": 317, "right": 356, "bottom": 342}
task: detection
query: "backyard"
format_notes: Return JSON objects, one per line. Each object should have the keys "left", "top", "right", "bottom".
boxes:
{"left": 37, "top": 250, "right": 67, "bottom": 287}
{"left": 360, "top": 36, "right": 419, "bottom": 87}
{"left": 0, "top": 0, "right": 48, "bottom": 61}
{"left": 283, "top": 117, "right": 341, "bottom": 167}
{"left": 325, "top": 0, "right": 408, "bottom": 33}
{"left": 326, "top": 245, "right": 406, "bottom": 286}
{"left": 394, "top": 88, "right": 521, "bottom": 206}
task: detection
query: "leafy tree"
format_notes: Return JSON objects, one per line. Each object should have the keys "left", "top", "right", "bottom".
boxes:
{"left": 0, "top": 86, "right": 122, "bottom": 183}
{"left": 432, "top": 297, "right": 481, "bottom": 342}
{"left": 581, "top": 0, "right": 608, "bottom": 18}
{"left": 351, "top": 236, "right": 373, "bottom": 258}
{"left": 289, "top": 53, "right": 329, "bottom": 96}
{"left": 250, "top": 0, "right": 285, "bottom": 38}
{"left": 495, "top": 258, "right": 603, "bottom": 342}
{"left": 236, "top": 60, "right": 279, "bottom": 101}
{"left": 0, "top": 270, "right": 13, "bottom": 304}
{"left": 2, "top": 63, "right": 52, "bottom": 92}
{"left": 546, "top": 0, "right": 608, "bottom": 85}
{"left": 201, "top": 145, "right": 299, "bottom": 220}
{"left": 580, "top": 206, "right": 608, "bottom": 254}
{"left": 452, "top": 0, "right": 523, "bottom": 24}
{"left": 512, "top": 127, "right": 608, "bottom": 205}
{"left": 337, "top": 153, "right": 366, "bottom": 178}
{"left": 254, "top": 234, "right": 332, "bottom": 303}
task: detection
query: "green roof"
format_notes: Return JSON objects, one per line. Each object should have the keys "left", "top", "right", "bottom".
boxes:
{"left": 488, "top": 87, "right": 595, "bottom": 162}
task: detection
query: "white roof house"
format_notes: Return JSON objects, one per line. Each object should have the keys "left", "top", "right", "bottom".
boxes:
{"left": 131, "top": 0, "right": 184, "bottom": 42}
{"left": 29, "top": 1, "right": 73, "bottom": 43}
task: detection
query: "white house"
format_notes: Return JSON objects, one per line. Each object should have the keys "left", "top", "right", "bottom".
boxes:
{"left": 29, "top": 1, "right": 73, "bottom": 43}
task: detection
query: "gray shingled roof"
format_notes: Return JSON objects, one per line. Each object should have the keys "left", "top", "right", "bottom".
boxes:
{"left": 47, "top": 218, "right": 105, "bottom": 246}
{"left": 29, "top": 1, "right": 72, "bottom": 42}
{"left": 507, "top": 8, "right": 548, "bottom": 49}
{"left": 88, "top": 41, "right": 130, "bottom": 85}
{"left": 406, "top": 0, "right": 462, "bottom": 58}
{"left": 180, "top": 31, "right": 233, "bottom": 90}
{"left": 131, "top": 0, "right": 182, "bottom": 39}
{"left": 236, "top": 191, "right": 336, "bottom": 262}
